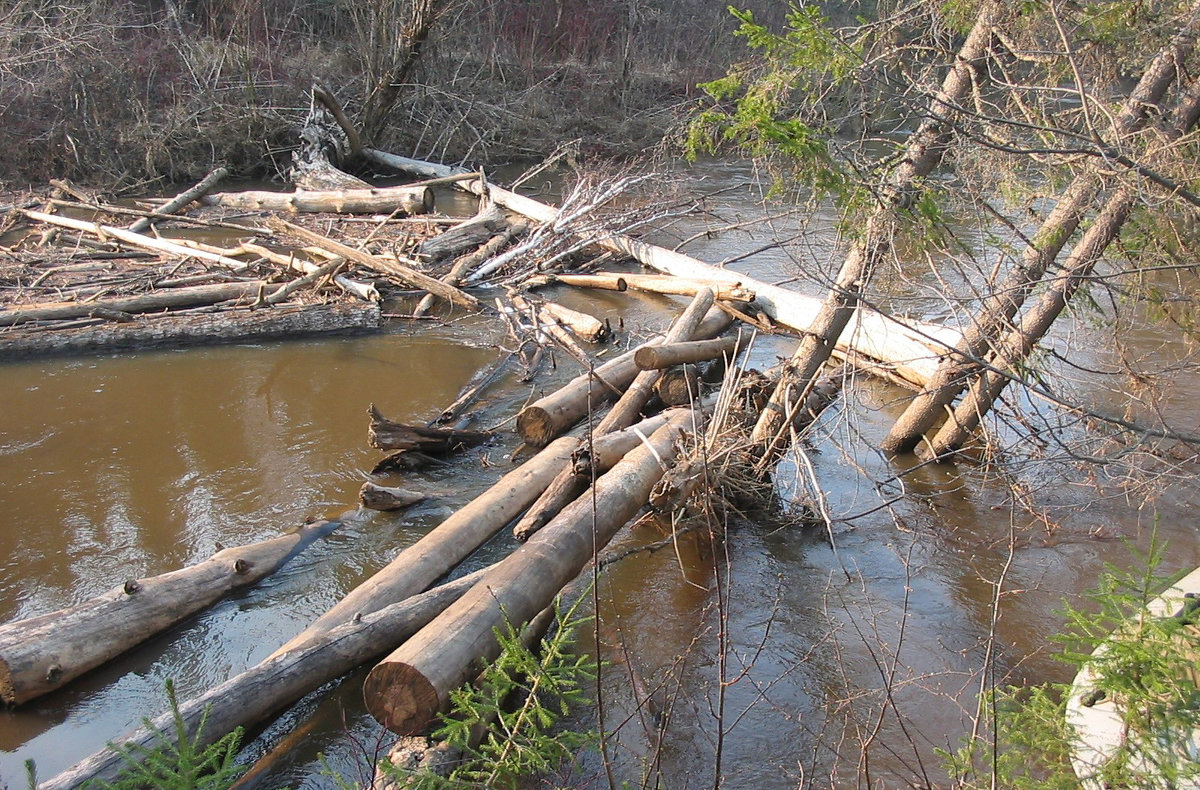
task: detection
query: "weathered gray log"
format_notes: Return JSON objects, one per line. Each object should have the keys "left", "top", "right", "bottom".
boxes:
{"left": 635, "top": 335, "right": 741, "bottom": 370}
{"left": 368, "top": 404, "right": 491, "bottom": 453}
{"left": 361, "top": 149, "right": 962, "bottom": 387}
{"left": 540, "top": 272, "right": 755, "bottom": 303}
{"left": 203, "top": 185, "right": 434, "bottom": 215}
{"left": 360, "top": 483, "right": 427, "bottom": 511}
{"left": 413, "top": 221, "right": 526, "bottom": 318}
{"left": 38, "top": 568, "right": 488, "bottom": 790}
{"left": 269, "top": 217, "right": 480, "bottom": 311}
{"left": 1, "top": 520, "right": 340, "bottom": 707}
{"left": 362, "top": 411, "right": 698, "bottom": 734}
{"left": 21, "top": 210, "right": 253, "bottom": 271}
{"left": 515, "top": 308, "right": 730, "bottom": 447}
{"left": 0, "top": 302, "right": 381, "bottom": 360}
{"left": 129, "top": 167, "right": 229, "bottom": 233}
{"left": 511, "top": 411, "right": 674, "bottom": 542}
{"left": 417, "top": 204, "right": 507, "bottom": 261}
{"left": 268, "top": 436, "right": 580, "bottom": 658}
{"left": 0, "top": 281, "right": 269, "bottom": 327}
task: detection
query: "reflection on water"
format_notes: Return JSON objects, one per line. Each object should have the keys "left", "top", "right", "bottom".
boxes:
{"left": 2, "top": 162, "right": 1199, "bottom": 788}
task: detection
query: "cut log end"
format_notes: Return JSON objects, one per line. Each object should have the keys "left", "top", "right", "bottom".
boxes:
{"left": 515, "top": 407, "right": 555, "bottom": 449}
{"left": 362, "top": 661, "right": 441, "bottom": 735}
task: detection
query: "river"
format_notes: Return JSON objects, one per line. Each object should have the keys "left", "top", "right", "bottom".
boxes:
{"left": 2, "top": 161, "right": 1198, "bottom": 788}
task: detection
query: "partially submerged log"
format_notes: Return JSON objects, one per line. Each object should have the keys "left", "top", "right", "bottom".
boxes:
{"left": 202, "top": 184, "right": 434, "bottom": 216}
{"left": 360, "top": 482, "right": 426, "bottom": 511}
{"left": 269, "top": 436, "right": 580, "bottom": 658}
{"left": 367, "top": 404, "right": 491, "bottom": 453}
{"left": 0, "top": 302, "right": 381, "bottom": 360}
{"left": 539, "top": 300, "right": 607, "bottom": 342}
{"left": 39, "top": 568, "right": 490, "bottom": 790}
{"left": 635, "top": 335, "right": 742, "bottom": 370}
{"left": 0, "top": 519, "right": 340, "bottom": 706}
{"left": 514, "top": 308, "right": 730, "bottom": 448}
{"left": 362, "top": 410, "right": 698, "bottom": 734}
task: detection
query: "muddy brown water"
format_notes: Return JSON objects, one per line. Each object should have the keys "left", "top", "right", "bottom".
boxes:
{"left": 2, "top": 162, "right": 1199, "bottom": 788}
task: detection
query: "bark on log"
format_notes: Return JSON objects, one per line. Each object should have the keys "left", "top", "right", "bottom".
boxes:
{"left": 635, "top": 335, "right": 742, "bottom": 370}
{"left": 362, "top": 411, "right": 697, "bottom": 734}
{"left": 0, "top": 281, "right": 268, "bottom": 327}
{"left": 268, "top": 437, "right": 581, "bottom": 658}
{"left": 417, "top": 204, "right": 507, "bottom": 261}
{"left": 511, "top": 411, "right": 674, "bottom": 542}
{"left": 37, "top": 569, "right": 488, "bottom": 790}
{"left": 269, "top": 217, "right": 480, "bottom": 311}
{"left": 881, "top": 11, "right": 1200, "bottom": 454}
{"left": 368, "top": 404, "right": 491, "bottom": 452}
{"left": 360, "top": 483, "right": 427, "bottom": 511}
{"left": 540, "top": 272, "right": 755, "bottom": 303}
{"left": 514, "top": 307, "right": 728, "bottom": 447}
{"left": 538, "top": 300, "right": 607, "bottom": 342}
{"left": 0, "top": 520, "right": 340, "bottom": 707}
{"left": 129, "top": 167, "right": 229, "bottom": 233}
{"left": 21, "top": 210, "right": 253, "bottom": 271}
{"left": 200, "top": 185, "right": 435, "bottom": 216}
{"left": 0, "top": 302, "right": 381, "bottom": 360}
{"left": 360, "top": 149, "right": 961, "bottom": 387}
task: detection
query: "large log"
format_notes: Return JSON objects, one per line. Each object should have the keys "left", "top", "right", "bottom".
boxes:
{"left": 38, "top": 569, "right": 489, "bottom": 790}
{"left": 361, "top": 150, "right": 962, "bottom": 387}
{"left": 416, "top": 204, "right": 507, "bottom": 261}
{"left": 1, "top": 520, "right": 340, "bottom": 707}
{"left": 0, "top": 281, "right": 268, "bottom": 327}
{"left": 268, "top": 436, "right": 581, "bottom": 658}
{"left": 201, "top": 185, "right": 434, "bottom": 215}
{"left": 634, "top": 335, "right": 742, "bottom": 370}
{"left": 515, "top": 308, "right": 730, "bottom": 447}
{"left": 0, "top": 302, "right": 381, "bottom": 360}
{"left": 362, "top": 411, "right": 698, "bottom": 734}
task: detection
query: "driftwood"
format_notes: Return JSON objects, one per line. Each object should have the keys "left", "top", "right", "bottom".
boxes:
{"left": 269, "top": 217, "right": 481, "bottom": 311}
{"left": 539, "top": 300, "right": 607, "bottom": 342}
{"left": 368, "top": 404, "right": 491, "bottom": 453}
{"left": 0, "top": 281, "right": 269, "bottom": 327}
{"left": 129, "top": 167, "right": 229, "bottom": 233}
{"left": 512, "top": 411, "right": 674, "bottom": 542}
{"left": 201, "top": 185, "right": 434, "bottom": 216}
{"left": 541, "top": 272, "right": 755, "bottom": 303}
{"left": 268, "top": 436, "right": 580, "bottom": 658}
{"left": 0, "top": 520, "right": 340, "bottom": 707}
{"left": 0, "top": 302, "right": 381, "bottom": 360}
{"left": 360, "top": 482, "right": 427, "bottom": 511}
{"left": 514, "top": 308, "right": 730, "bottom": 447}
{"left": 413, "top": 221, "right": 526, "bottom": 318}
{"left": 635, "top": 335, "right": 742, "bottom": 370}
{"left": 38, "top": 569, "right": 490, "bottom": 790}
{"left": 417, "top": 204, "right": 507, "bottom": 261}
{"left": 362, "top": 411, "right": 698, "bottom": 734}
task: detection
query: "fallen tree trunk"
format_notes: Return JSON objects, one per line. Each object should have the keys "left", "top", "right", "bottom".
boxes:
{"left": 0, "top": 520, "right": 340, "bottom": 706}
{"left": 413, "top": 221, "right": 526, "bottom": 318}
{"left": 0, "top": 281, "right": 269, "bottom": 327}
{"left": 368, "top": 405, "right": 491, "bottom": 452}
{"left": 38, "top": 568, "right": 490, "bottom": 790}
{"left": 417, "top": 203, "right": 507, "bottom": 261}
{"left": 361, "top": 150, "right": 961, "bottom": 387}
{"left": 269, "top": 217, "right": 480, "bottom": 311}
{"left": 129, "top": 167, "right": 229, "bottom": 233}
{"left": 201, "top": 184, "right": 434, "bottom": 215}
{"left": 512, "top": 411, "right": 675, "bottom": 541}
{"left": 269, "top": 436, "right": 580, "bottom": 658}
{"left": 360, "top": 483, "right": 427, "bottom": 511}
{"left": 0, "top": 302, "right": 381, "bottom": 360}
{"left": 362, "top": 411, "right": 698, "bottom": 734}
{"left": 635, "top": 335, "right": 742, "bottom": 370}
{"left": 515, "top": 308, "right": 729, "bottom": 447}
{"left": 538, "top": 272, "right": 755, "bottom": 303}
{"left": 21, "top": 210, "right": 253, "bottom": 271}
